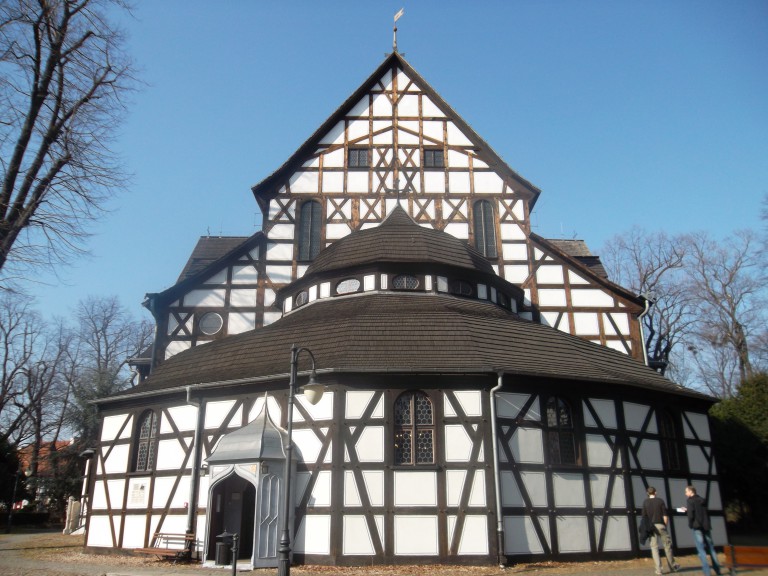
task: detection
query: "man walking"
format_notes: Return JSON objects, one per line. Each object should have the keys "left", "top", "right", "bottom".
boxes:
{"left": 682, "top": 485, "right": 722, "bottom": 576}
{"left": 642, "top": 486, "right": 681, "bottom": 575}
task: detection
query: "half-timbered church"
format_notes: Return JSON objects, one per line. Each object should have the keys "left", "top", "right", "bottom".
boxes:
{"left": 83, "top": 50, "right": 724, "bottom": 568}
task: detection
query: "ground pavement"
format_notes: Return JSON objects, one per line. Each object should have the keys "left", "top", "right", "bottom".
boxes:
{"left": 2, "top": 530, "right": 767, "bottom": 576}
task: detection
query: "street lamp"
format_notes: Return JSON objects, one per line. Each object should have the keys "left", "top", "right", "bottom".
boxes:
{"left": 5, "top": 468, "right": 31, "bottom": 533}
{"left": 277, "top": 344, "right": 324, "bottom": 576}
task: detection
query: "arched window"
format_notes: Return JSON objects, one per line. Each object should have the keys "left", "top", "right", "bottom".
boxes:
{"left": 298, "top": 200, "right": 322, "bottom": 261}
{"left": 473, "top": 200, "right": 497, "bottom": 258}
{"left": 546, "top": 397, "right": 578, "bottom": 465}
{"left": 394, "top": 391, "right": 435, "bottom": 465}
{"left": 658, "top": 410, "right": 683, "bottom": 471}
{"left": 134, "top": 410, "right": 158, "bottom": 472}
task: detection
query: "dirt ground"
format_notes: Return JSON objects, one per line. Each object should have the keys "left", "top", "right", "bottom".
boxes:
{"left": 1, "top": 530, "right": 767, "bottom": 576}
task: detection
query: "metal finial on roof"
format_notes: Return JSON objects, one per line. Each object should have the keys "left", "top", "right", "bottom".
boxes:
{"left": 393, "top": 8, "right": 404, "bottom": 52}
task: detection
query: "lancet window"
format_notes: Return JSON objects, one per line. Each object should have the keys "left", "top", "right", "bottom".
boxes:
{"left": 394, "top": 391, "right": 435, "bottom": 465}
{"left": 134, "top": 410, "right": 158, "bottom": 472}
{"left": 298, "top": 200, "right": 322, "bottom": 261}
{"left": 473, "top": 200, "right": 497, "bottom": 258}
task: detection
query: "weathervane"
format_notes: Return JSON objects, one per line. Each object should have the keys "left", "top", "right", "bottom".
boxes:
{"left": 393, "top": 8, "right": 404, "bottom": 52}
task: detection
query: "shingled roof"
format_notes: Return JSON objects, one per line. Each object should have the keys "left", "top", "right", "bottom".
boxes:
{"left": 306, "top": 206, "right": 494, "bottom": 276}
{"left": 113, "top": 291, "right": 706, "bottom": 402}
{"left": 177, "top": 236, "right": 251, "bottom": 282}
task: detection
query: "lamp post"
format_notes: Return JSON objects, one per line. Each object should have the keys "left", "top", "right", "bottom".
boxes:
{"left": 277, "top": 344, "right": 324, "bottom": 576}
{"left": 5, "top": 469, "right": 31, "bottom": 533}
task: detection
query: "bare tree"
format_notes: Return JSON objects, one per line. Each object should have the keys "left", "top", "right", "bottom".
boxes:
{"left": 601, "top": 227, "right": 694, "bottom": 376}
{"left": 683, "top": 230, "right": 767, "bottom": 396}
{"left": 0, "top": 0, "right": 135, "bottom": 280}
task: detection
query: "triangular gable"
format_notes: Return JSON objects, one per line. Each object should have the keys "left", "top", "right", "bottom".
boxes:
{"left": 251, "top": 52, "right": 540, "bottom": 211}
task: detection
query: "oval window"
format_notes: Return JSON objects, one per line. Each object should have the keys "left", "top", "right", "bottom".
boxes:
{"left": 295, "top": 291, "right": 309, "bottom": 307}
{"left": 392, "top": 275, "right": 419, "bottom": 290}
{"left": 336, "top": 278, "right": 361, "bottom": 295}
{"left": 199, "top": 312, "right": 224, "bottom": 335}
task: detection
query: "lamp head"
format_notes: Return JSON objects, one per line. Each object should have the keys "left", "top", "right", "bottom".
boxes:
{"left": 302, "top": 370, "right": 324, "bottom": 405}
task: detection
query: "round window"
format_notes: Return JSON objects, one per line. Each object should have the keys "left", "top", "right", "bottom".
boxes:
{"left": 336, "top": 278, "right": 361, "bottom": 295}
{"left": 295, "top": 291, "right": 309, "bottom": 307}
{"left": 199, "top": 312, "right": 223, "bottom": 335}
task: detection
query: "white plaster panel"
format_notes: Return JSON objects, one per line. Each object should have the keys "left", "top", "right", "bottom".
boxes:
{"left": 371, "top": 92, "right": 392, "bottom": 116}
{"left": 102, "top": 444, "right": 129, "bottom": 474}
{"left": 348, "top": 95, "right": 370, "bottom": 117}
{"left": 624, "top": 402, "right": 654, "bottom": 432}
{"left": 293, "top": 391, "right": 333, "bottom": 422}
{"left": 586, "top": 434, "right": 615, "bottom": 468}
{"left": 594, "top": 516, "right": 632, "bottom": 551}
{"left": 289, "top": 171, "right": 319, "bottom": 194}
{"left": 231, "top": 264, "right": 258, "bottom": 284}
{"left": 184, "top": 289, "right": 225, "bottom": 307}
{"left": 446, "top": 123, "right": 473, "bottom": 146}
{"left": 268, "top": 199, "right": 293, "bottom": 221}
{"left": 266, "top": 242, "right": 293, "bottom": 261}
{"left": 394, "top": 516, "right": 439, "bottom": 555}
{"left": 634, "top": 438, "right": 663, "bottom": 470}
{"left": 293, "top": 428, "right": 324, "bottom": 465}
{"left": 468, "top": 469, "right": 487, "bottom": 507}
{"left": 108, "top": 479, "right": 127, "bottom": 509}
{"left": 265, "top": 265, "right": 293, "bottom": 284}
{"left": 553, "top": 473, "right": 586, "bottom": 507}
{"left": 443, "top": 222, "right": 468, "bottom": 239}
{"left": 263, "top": 311, "right": 281, "bottom": 326}
{"left": 152, "top": 475, "right": 190, "bottom": 509}
{"left": 326, "top": 223, "right": 352, "bottom": 240}
{"left": 538, "top": 289, "right": 567, "bottom": 307}
{"left": 422, "top": 97, "right": 445, "bottom": 117}
{"left": 584, "top": 399, "right": 618, "bottom": 428}
{"left": 203, "top": 269, "right": 227, "bottom": 285}
{"left": 346, "top": 171, "right": 369, "bottom": 193}
{"left": 702, "top": 480, "right": 722, "bottom": 510}
{"left": 294, "top": 515, "right": 331, "bottom": 554}
{"left": 500, "top": 223, "right": 527, "bottom": 240}
{"left": 509, "top": 427, "right": 544, "bottom": 463}
{"left": 605, "top": 340, "right": 630, "bottom": 354}
{"left": 423, "top": 171, "right": 445, "bottom": 193}
{"left": 504, "top": 265, "right": 530, "bottom": 283}
{"left": 573, "top": 312, "right": 600, "bottom": 334}
{"left": 363, "top": 470, "right": 385, "bottom": 507}
{"left": 249, "top": 395, "right": 281, "bottom": 424}
{"left": 423, "top": 120, "right": 444, "bottom": 142}
{"left": 445, "top": 425, "right": 473, "bottom": 462}
{"left": 557, "top": 516, "right": 590, "bottom": 552}
{"left": 571, "top": 289, "right": 615, "bottom": 307}
{"left": 711, "top": 516, "right": 728, "bottom": 546}
{"left": 686, "top": 444, "right": 710, "bottom": 474}
{"left": 398, "top": 94, "right": 419, "bottom": 116}
{"left": 604, "top": 313, "right": 630, "bottom": 336}
{"left": 122, "top": 514, "right": 148, "bottom": 548}
{"left": 345, "top": 391, "right": 379, "bottom": 420}
{"left": 458, "top": 515, "right": 489, "bottom": 554}
{"left": 536, "top": 265, "right": 564, "bottom": 284}
{"left": 162, "top": 405, "right": 197, "bottom": 433}
{"left": 448, "top": 390, "right": 482, "bottom": 417}
{"left": 303, "top": 156, "right": 319, "bottom": 169}
{"left": 683, "top": 412, "right": 711, "bottom": 441}
{"left": 354, "top": 426, "right": 384, "bottom": 463}
{"left": 568, "top": 270, "right": 590, "bottom": 285}
{"left": 344, "top": 470, "right": 362, "bottom": 507}
{"left": 447, "top": 149, "right": 469, "bottom": 168}
{"left": 398, "top": 125, "right": 419, "bottom": 145}
{"left": 347, "top": 119, "right": 369, "bottom": 143}
{"left": 473, "top": 171, "right": 504, "bottom": 193}
{"left": 228, "top": 289, "right": 256, "bottom": 307}
{"left": 503, "top": 516, "right": 549, "bottom": 554}
{"left": 156, "top": 438, "right": 188, "bottom": 471}
{"left": 394, "top": 471, "right": 437, "bottom": 506}
{"left": 296, "top": 470, "right": 331, "bottom": 507}
{"left": 322, "top": 148, "right": 344, "bottom": 168}
{"left": 319, "top": 121, "right": 344, "bottom": 145}
{"left": 669, "top": 477, "right": 691, "bottom": 510}
{"left": 101, "top": 414, "right": 131, "bottom": 441}
{"left": 446, "top": 470, "right": 467, "bottom": 507}
{"left": 631, "top": 475, "right": 667, "bottom": 508}
{"left": 205, "top": 400, "right": 236, "bottom": 429}
{"left": 267, "top": 223, "right": 295, "bottom": 240}
{"left": 502, "top": 243, "right": 528, "bottom": 260}
{"left": 448, "top": 171, "right": 470, "bottom": 193}
{"left": 228, "top": 312, "right": 256, "bottom": 334}
{"left": 372, "top": 121, "right": 393, "bottom": 144}
{"left": 86, "top": 516, "right": 112, "bottom": 546}
{"left": 343, "top": 515, "right": 376, "bottom": 555}
{"left": 165, "top": 340, "right": 191, "bottom": 359}
{"left": 167, "top": 314, "right": 179, "bottom": 335}
{"left": 496, "top": 393, "right": 530, "bottom": 419}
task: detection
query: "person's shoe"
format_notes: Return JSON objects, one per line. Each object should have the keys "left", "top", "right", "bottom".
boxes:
{"left": 655, "top": 570, "right": 663, "bottom": 575}
{"left": 671, "top": 563, "right": 681, "bottom": 572}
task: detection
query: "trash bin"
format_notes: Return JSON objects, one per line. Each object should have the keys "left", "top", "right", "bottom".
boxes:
{"left": 215, "top": 531, "right": 232, "bottom": 565}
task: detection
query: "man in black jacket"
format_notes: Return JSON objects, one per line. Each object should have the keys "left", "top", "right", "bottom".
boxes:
{"left": 642, "top": 486, "right": 681, "bottom": 575}
{"left": 682, "top": 485, "right": 722, "bottom": 576}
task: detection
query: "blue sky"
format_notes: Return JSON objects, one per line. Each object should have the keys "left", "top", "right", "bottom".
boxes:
{"left": 25, "top": 0, "right": 768, "bottom": 320}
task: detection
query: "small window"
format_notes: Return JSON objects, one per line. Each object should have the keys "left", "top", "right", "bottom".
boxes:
{"left": 473, "top": 200, "right": 498, "bottom": 258}
{"left": 423, "top": 149, "right": 444, "bottom": 168}
{"left": 348, "top": 148, "right": 369, "bottom": 168}
{"left": 449, "top": 280, "right": 473, "bottom": 297}
{"left": 134, "top": 410, "right": 158, "bottom": 472}
{"left": 336, "top": 278, "right": 361, "bottom": 295}
{"left": 298, "top": 200, "right": 322, "bottom": 261}
{"left": 295, "top": 291, "right": 309, "bottom": 307}
{"left": 394, "top": 391, "right": 435, "bottom": 465}
{"left": 199, "top": 312, "right": 223, "bottom": 335}
{"left": 392, "top": 274, "right": 419, "bottom": 290}
{"left": 546, "top": 397, "right": 578, "bottom": 465}
{"left": 659, "top": 410, "right": 683, "bottom": 471}
{"left": 497, "top": 292, "right": 509, "bottom": 308}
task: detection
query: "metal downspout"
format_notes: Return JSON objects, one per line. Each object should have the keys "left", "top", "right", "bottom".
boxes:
{"left": 490, "top": 372, "right": 505, "bottom": 567}
{"left": 638, "top": 296, "right": 651, "bottom": 366}
{"left": 185, "top": 385, "right": 205, "bottom": 555}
